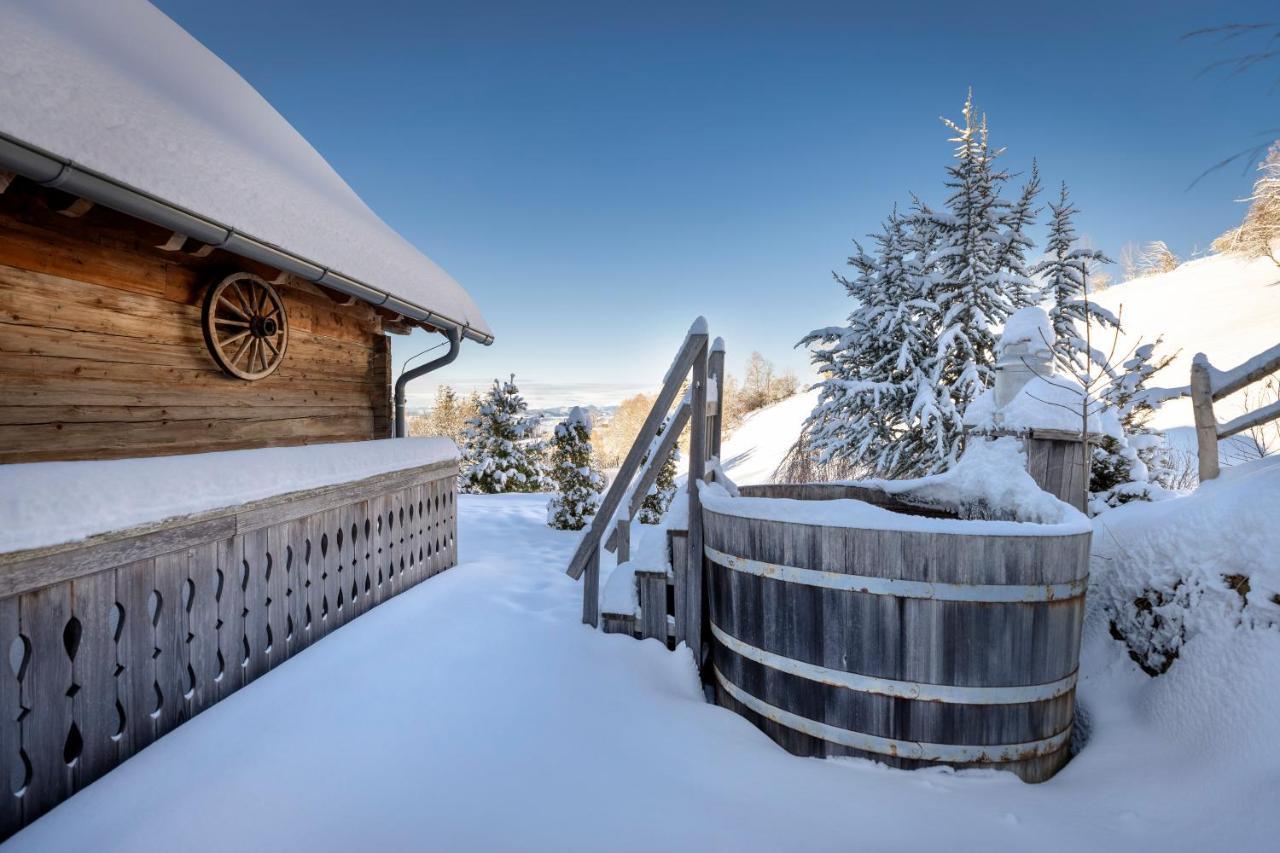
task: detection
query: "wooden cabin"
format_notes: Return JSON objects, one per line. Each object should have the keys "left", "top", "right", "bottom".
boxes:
{"left": 0, "top": 11, "right": 490, "bottom": 464}
{"left": 0, "top": 4, "right": 490, "bottom": 838}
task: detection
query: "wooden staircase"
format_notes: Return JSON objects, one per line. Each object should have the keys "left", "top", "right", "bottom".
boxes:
{"left": 564, "top": 319, "right": 725, "bottom": 665}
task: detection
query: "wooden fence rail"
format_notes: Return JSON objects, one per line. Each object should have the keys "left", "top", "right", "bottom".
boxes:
{"left": 0, "top": 459, "right": 459, "bottom": 840}
{"left": 1190, "top": 342, "right": 1280, "bottom": 481}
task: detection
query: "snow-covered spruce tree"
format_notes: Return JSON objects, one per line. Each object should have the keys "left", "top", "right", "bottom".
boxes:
{"left": 545, "top": 407, "right": 604, "bottom": 530}
{"left": 910, "top": 92, "right": 1041, "bottom": 470}
{"left": 1033, "top": 183, "right": 1118, "bottom": 370}
{"left": 462, "top": 375, "right": 552, "bottom": 494}
{"left": 638, "top": 415, "right": 680, "bottom": 523}
{"left": 800, "top": 208, "right": 935, "bottom": 478}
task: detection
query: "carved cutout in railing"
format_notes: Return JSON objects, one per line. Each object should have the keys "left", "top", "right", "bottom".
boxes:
{"left": 0, "top": 461, "right": 458, "bottom": 840}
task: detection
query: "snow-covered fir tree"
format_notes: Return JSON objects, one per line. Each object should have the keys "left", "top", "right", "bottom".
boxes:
{"left": 910, "top": 93, "right": 1041, "bottom": 471}
{"left": 545, "top": 407, "right": 604, "bottom": 530}
{"left": 1032, "top": 183, "right": 1118, "bottom": 370}
{"left": 462, "top": 375, "right": 552, "bottom": 494}
{"left": 800, "top": 209, "right": 932, "bottom": 477}
{"left": 638, "top": 414, "right": 680, "bottom": 523}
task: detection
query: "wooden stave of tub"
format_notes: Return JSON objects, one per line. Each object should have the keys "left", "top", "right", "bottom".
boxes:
{"left": 706, "top": 483, "right": 1091, "bottom": 783}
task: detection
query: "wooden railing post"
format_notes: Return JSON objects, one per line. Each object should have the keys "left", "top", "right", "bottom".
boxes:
{"left": 615, "top": 516, "right": 630, "bottom": 564}
{"left": 582, "top": 548, "right": 601, "bottom": 627}
{"left": 684, "top": 337, "right": 709, "bottom": 667}
{"left": 1190, "top": 354, "right": 1220, "bottom": 483}
{"left": 708, "top": 337, "right": 725, "bottom": 459}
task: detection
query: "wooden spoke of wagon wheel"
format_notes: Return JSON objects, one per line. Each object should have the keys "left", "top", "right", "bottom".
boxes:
{"left": 201, "top": 272, "right": 290, "bottom": 381}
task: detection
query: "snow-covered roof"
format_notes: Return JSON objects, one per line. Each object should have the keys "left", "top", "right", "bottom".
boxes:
{"left": 0, "top": 1, "right": 491, "bottom": 344}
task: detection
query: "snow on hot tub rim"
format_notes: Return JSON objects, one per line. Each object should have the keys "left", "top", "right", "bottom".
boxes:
{"left": 700, "top": 483, "right": 1090, "bottom": 537}
{"left": 701, "top": 437, "right": 1090, "bottom": 537}
{"left": 0, "top": 438, "right": 460, "bottom": 555}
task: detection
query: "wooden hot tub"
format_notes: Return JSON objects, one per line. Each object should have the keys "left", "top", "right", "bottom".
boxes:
{"left": 703, "top": 482, "right": 1091, "bottom": 783}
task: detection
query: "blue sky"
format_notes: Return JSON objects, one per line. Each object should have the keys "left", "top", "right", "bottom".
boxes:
{"left": 156, "top": 0, "right": 1279, "bottom": 408}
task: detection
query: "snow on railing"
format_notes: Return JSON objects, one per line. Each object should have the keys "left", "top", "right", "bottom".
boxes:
{"left": 1191, "top": 343, "right": 1280, "bottom": 481}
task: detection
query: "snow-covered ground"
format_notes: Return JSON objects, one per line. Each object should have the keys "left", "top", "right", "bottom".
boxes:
{"left": 11, "top": 474, "right": 1278, "bottom": 851}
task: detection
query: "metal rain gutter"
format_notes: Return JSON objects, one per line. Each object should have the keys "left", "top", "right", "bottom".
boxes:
{"left": 0, "top": 132, "right": 494, "bottom": 346}
{"left": 394, "top": 326, "right": 462, "bottom": 438}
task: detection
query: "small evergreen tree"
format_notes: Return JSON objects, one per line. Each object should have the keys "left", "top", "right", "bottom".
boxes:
{"left": 1091, "top": 340, "right": 1178, "bottom": 506}
{"left": 546, "top": 407, "right": 604, "bottom": 530}
{"left": 639, "top": 415, "right": 680, "bottom": 524}
{"left": 1032, "top": 183, "right": 1118, "bottom": 370}
{"left": 462, "top": 375, "right": 551, "bottom": 494}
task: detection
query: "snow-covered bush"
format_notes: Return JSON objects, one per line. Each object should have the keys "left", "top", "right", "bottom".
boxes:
{"left": 1090, "top": 341, "right": 1178, "bottom": 511}
{"left": 1092, "top": 456, "right": 1280, "bottom": 676}
{"left": 546, "top": 407, "right": 604, "bottom": 530}
{"left": 462, "top": 375, "right": 551, "bottom": 494}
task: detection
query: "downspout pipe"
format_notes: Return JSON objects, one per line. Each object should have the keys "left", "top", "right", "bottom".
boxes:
{"left": 395, "top": 326, "right": 462, "bottom": 438}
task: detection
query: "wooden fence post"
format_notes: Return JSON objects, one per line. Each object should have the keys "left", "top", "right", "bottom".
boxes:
{"left": 708, "top": 338, "right": 725, "bottom": 459}
{"left": 1190, "top": 355, "right": 1220, "bottom": 483}
{"left": 685, "top": 338, "right": 709, "bottom": 668}
{"left": 581, "top": 548, "right": 600, "bottom": 627}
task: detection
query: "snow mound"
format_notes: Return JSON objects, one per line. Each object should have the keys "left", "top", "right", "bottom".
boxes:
{"left": 965, "top": 374, "right": 1110, "bottom": 435}
{"left": 999, "top": 306, "right": 1055, "bottom": 357}
{"left": 1090, "top": 453, "right": 1280, "bottom": 675}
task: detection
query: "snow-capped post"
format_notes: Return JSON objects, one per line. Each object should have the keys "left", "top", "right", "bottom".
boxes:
{"left": 684, "top": 319, "right": 709, "bottom": 666}
{"left": 708, "top": 337, "right": 726, "bottom": 459}
{"left": 993, "top": 312, "right": 1055, "bottom": 410}
{"left": 965, "top": 307, "right": 1101, "bottom": 512}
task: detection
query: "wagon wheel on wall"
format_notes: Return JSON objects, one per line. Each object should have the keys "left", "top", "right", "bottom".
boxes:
{"left": 201, "top": 272, "right": 290, "bottom": 380}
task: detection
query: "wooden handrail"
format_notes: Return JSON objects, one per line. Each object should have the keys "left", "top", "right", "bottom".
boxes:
{"left": 567, "top": 322, "right": 709, "bottom": 628}
{"left": 604, "top": 400, "right": 691, "bottom": 553}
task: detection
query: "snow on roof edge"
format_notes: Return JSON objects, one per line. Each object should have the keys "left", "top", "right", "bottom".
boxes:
{"left": 0, "top": 2, "right": 493, "bottom": 343}
{"left": 0, "top": 131, "right": 493, "bottom": 346}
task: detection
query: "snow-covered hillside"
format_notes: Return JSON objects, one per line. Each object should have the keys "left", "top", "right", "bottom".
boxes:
{"left": 719, "top": 389, "right": 817, "bottom": 484}
{"left": 1093, "top": 253, "right": 1280, "bottom": 431}
{"left": 713, "top": 253, "right": 1280, "bottom": 483}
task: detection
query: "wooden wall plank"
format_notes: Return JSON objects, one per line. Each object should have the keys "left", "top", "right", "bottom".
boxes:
{"left": 152, "top": 553, "right": 187, "bottom": 738}
{"left": 17, "top": 582, "right": 73, "bottom": 824}
{"left": 114, "top": 559, "right": 156, "bottom": 761}
{"left": 240, "top": 528, "right": 269, "bottom": 685}
{"left": 186, "top": 542, "right": 221, "bottom": 717}
{"left": 0, "top": 203, "right": 393, "bottom": 463}
{"left": 214, "top": 541, "right": 245, "bottom": 703}
{"left": 0, "top": 597, "right": 21, "bottom": 837}
{"left": 67, "top": 570, "right": 116, "bottom": 790}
